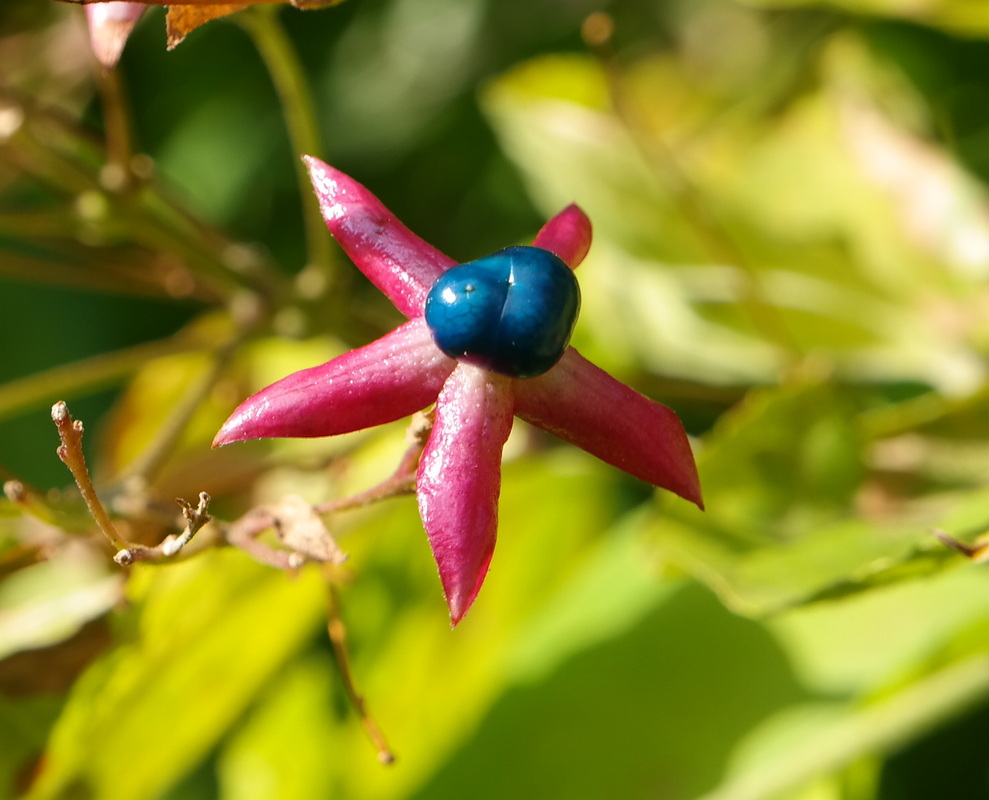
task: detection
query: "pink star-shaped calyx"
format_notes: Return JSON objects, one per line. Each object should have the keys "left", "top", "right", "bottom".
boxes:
{"left": 214, "top": 156, "right": 703, "bottom": 624}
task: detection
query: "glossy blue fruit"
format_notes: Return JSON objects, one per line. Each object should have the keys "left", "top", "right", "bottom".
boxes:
{"left": 424, "top": 246, "right": 580, "bottom": 378}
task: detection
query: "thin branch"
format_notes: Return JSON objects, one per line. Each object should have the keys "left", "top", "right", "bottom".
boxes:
{"left": 53, "top": 402, "right": 217, "bottom": 564}
{"left": 1, "top": 332, "right": 208, "bottom": 423}
{"left": 0, "top": 246, "right": 215, "bottom": 301}
{"left": 238, "top": 6, "right": 336, "bottom": 281}
{"left": 313, "top": 409, "right": 433, "bottom": 516}
{"left": 114, "top": 334, "right": 246, "bottom": 488}
{"left": 52, "top": 401, "right": 128, "bottom": 553}
{"left": 934, "top": 530, "right": 989, "bottom": 563}
{"left": 114, "top": 492, "right": 215, "bottom": 565}
{"left": 326, "top": 582, "right": 395, "bottom": 764}
{"left": 96, "top": 65, "right": 134, "bottom": 190}
{"left": 222, "top": 506, "right": 301, "bottom": 570}
{"left": 2, "top": 94, "right": 283, "bottom": 301}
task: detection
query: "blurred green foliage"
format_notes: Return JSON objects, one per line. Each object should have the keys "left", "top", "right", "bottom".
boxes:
{"left": 5, "top": 0, "right": 989, "bottom": 798}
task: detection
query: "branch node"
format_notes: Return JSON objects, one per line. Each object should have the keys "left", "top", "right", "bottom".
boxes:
{"left": 3, "top": 480, "right": 26, "bottom": 504}
{"left": 935, "top": 529, "right": 989, "bottom": 562}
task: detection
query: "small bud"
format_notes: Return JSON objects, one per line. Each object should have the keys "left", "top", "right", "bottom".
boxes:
{"left": 0, "top": 103, "right": 24, "bottom": 141}
{"left": 87, "top": 3, "right": 145, "bottom": 70}
{"left": 3, "top": 480, "right": 25, "bottom": 503}
{"left": 51, "top": 401, "right": 69, "bottom": 423}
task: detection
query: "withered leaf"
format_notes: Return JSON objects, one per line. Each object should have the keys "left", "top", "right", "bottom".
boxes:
{"left": 64, "top": 0, "right": 349, "bottom": 51}
{"left": 165, "top": 4, "right": 248, "bottom": 49}
{"left": 62, "top": 0, "right": 343, "bottom": 5}
{"left": 271, "top": 494, "right": 347, "bottom": 565}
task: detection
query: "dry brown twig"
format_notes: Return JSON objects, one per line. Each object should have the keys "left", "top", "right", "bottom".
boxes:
{"left": 53, "top": 400, "right": 129, "bottom": 553}
{"left": 52, "top": 400, "right": 214, "bottom": 564}
{"left": 326, "top": 582, "right": 395, "bottom": 764}
{"left": 934, "top": 530, "right": 989, "bottom": 563}
{"left": 51, "top": 400, "right": 408, "bottom": 763}
{"left": 314, "top": 407, "right": 433, "bottom": 516}
{"left": 113, "top": 491, "right": 214, "bottom": 565}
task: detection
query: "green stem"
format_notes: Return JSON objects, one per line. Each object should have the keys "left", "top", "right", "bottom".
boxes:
{"left": 114, "top": 333, "right": 245, "bottom": 487}
{"left": 326, "top": 582, "right": 396, "bottom": 764}
{"left": 0, "top": 246, "right": 213, "bottom": 301}
{"left": 96, "top": 65, "right": 134, "bottom": 185}
{"left": 238, "top": 6, "right": 336, "bottom": 283}
{"left": 0, "top": 332, "right": 211, "bottom": 423}
{"left": 4, "top": 105, "right": 283, "bottom": 300}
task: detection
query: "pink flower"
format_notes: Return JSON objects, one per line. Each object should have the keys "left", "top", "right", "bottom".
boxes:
{"left": 214, "top": 157, "right": 703, "bottom": 624}
{"left": 84, "top": 2, "right": 145, "bottom": 69}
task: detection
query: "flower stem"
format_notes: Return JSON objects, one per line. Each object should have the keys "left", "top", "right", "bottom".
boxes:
{"left": 313, "top": 409, "right": 433, "bottom": 515}
{"left": 96, "top": 64, "right": 134, "bottom": 188}
{"left": 238, "top": 6, "right": 336, "bottom": 283}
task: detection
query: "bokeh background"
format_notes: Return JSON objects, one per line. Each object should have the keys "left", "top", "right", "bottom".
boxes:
{"left": 5, "top": 0, "right": 989, "bottom": 798}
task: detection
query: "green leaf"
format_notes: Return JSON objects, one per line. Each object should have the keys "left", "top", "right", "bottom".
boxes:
{"left": 647, "top": 380, "right": 946, "bottom": 615}
{"left": 746, "top": 0, "right": 989, "bottom": 38}
{"left": 407, "top": 581, "right": 808, "bottom": 800}
{"left": 218, "top": 656, "right": 340, "bottom": 800}
{"left": 0, "top": 552, "right": 121, "bottom": 660}
{"left": 483, "top": 42, "right": 989, "bottom": 392}
{"left": 25, "top": 550, "right": 325, "bottom": 800}
{"left": 697, "top": 653, "right": 989, "bottom": 800}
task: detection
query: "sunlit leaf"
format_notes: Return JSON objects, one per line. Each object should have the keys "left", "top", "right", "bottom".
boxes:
{"left": 747, "top": 0, "right": 989, "bottom": 38}
{"left": 697, "top": 653, "right": 989, "bottom": 800}
{"left": 647, "top": 380, "right": 948, "bottom": 615}
{"left": 770, "top": 562, "right": 989, "bottom": 695}
{"left": 218, "top": 657, "right": 339, "bottom": 800}
{"left": 483, "top": 40, "right": 989, "bottom": 393}
{"left": 408, "top": 581, "right": 808, "bottom": 800}
{"left": 24, "top": 551, "right": 325, "bottom": 800}
{"left": 0, "top": 550, "right": 120, "bottom": 660}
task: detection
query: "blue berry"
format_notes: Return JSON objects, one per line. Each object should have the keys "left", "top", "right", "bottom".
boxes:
{"left": 424, "top": 246, "right": 580, "bottom": 378}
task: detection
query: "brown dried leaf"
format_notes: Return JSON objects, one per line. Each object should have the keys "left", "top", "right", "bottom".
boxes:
{"left": 290, "top": 0, "right": 347, "bottom": 7}
{"left": 62, "top": 0, "right": 346, "bottom": 7}
{"left": 65, "top": 0, "right": 351, "bottom": 50}
{"left": 166, "top": 4, "right": 249, "bottom": 48}
{"left": 63, "top": 0, "right": 263, "bottom": 5}
{"left": 271, "top": 494, "right": 347, "bottom": 564}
